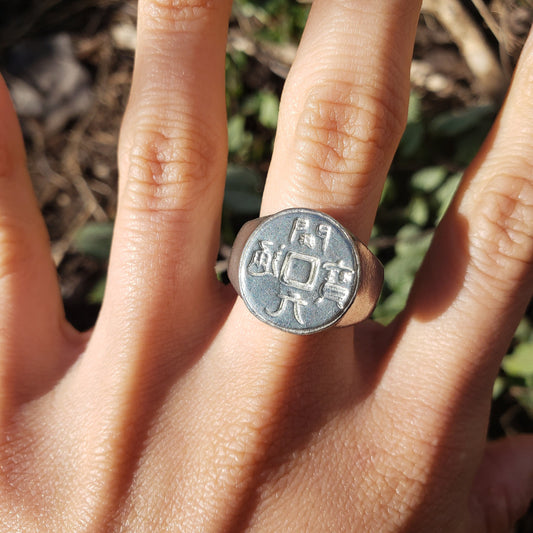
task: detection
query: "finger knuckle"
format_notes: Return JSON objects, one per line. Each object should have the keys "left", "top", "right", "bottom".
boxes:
{"left": 122, "top": 123, "right": 219, "bottom": 217}
{"left": 141, "top": 0, "right": 216, "bottom": 28}
{"left": 468, "top": 171, "right": 533, "bottom": 285}
{"left": 292, "top": 81, "right": 405, "bottom": 203}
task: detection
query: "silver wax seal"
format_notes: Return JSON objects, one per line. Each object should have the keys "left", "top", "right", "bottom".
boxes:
{"left": 238, "top": 208, "right": 360, "bottom": 334}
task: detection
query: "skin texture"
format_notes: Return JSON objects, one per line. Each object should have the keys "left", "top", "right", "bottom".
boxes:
{"left": 0, "top": 0, "right": 532, "bottom": 531}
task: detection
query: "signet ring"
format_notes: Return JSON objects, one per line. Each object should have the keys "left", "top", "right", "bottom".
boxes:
{"left": 228, "top": 208, "right": 384, "bottom": 335}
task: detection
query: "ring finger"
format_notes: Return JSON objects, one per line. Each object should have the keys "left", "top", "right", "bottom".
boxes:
{"left": 226, "top": 0, "right": 421, "bottom": 341}
{"left": 262, "top": 0, "right": 422, "bottom": 242}
{"left": 222, "top": 0, "right": 422, "bottom": 383}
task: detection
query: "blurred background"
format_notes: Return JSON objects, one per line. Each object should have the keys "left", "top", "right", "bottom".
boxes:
{"left": 0, "top": 0, "right": 532, "bottom": 529}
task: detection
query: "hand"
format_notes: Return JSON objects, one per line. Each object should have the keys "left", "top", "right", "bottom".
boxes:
{"left": 1, "top": 1, "right": 532, "bottom": 531}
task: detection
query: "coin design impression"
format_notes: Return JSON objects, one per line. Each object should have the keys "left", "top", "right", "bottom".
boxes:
{"left": 238, "top": 208, "right": 360, "bottom": 334}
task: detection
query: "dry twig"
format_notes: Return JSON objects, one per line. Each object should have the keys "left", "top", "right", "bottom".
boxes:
{"left": 470, "top": 0, "right": 502, "bottom": 42}
{"left": 422, "top": 0, "right": 507, "bottom": 99}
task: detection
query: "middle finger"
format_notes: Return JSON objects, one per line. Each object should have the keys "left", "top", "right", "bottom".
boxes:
{"left": 100, "top": 0, "right": 233, "bottom": 345}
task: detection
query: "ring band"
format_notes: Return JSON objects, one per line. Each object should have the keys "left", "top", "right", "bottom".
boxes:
{"left": 228, "top": 208, "right": 383, "bottom": 335}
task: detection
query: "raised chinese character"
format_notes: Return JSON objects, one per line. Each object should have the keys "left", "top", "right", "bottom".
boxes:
{"left": 316, "top": 224, "right": 332, "bottom": 252}
{"left": 299, "top": 233, "right": 317, "bottom": 249}
{"left": 316, "top": 260, "right": 355, "bottom": 309}
{"left": 289, "top": 217, "right": 310, "bottom": 244}
{"left": 248, "top": 241, "right": 284, "bottom": 277}
{"left": 267, "top": 292, "right": 309, "bottom": 325}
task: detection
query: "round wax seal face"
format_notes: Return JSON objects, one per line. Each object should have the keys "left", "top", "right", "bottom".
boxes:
{"left": 238, "top": 208, "right": 360, "bottom": 334}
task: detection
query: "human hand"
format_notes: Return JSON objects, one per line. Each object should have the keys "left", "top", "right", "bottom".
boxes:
{"left": 1, "top": 0, "right": 532, "bottom": 531}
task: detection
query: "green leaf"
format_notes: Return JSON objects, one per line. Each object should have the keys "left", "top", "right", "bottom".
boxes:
{"left": 258, "top": 91, "right": 279, "bottom": 129}
{"left": 514, "top": 317, "right": 533, "bottom": 344}
{"left": 453, "top": 127, "right": 489, "bottom": 166}
{"left": 225, "top": 51, "right": 246, "bottom": 102}
{"left": 502, "top": 342, "right": 533, "bottom": 379}
{"left": 395, "top": 224, "right": 433, "bottom": 258}
{"left": 235, "top": 0, "right": 269, "bottom": 24}
{"left": 228, "top": 114, "right": 252, "bottom": 154}
{"left": 398, "top": 122, "right": 425, "bottom": 158}
{"left": 408, "top": 196, "right": 430, "bottom": 227}
{"left": 429, "top": 105, "right": 496, "bottom": 137}
{"left": 398, "top": 92, "right": 425, "bottom": 158}
{"left": 223, "top": 164, "right": 263, "bottom": 215}
{"left": 435, "top": 173, "right": 462, "bottom": 223}
{"left": 384, "top": 255, "right": 420, "bottom": 294}
{"left": 407, "top": 91, "right": 422, "bottom": 124}
{"left": 88, "top": 275, "right": 107, "bottom": 304}
{"left": 379, "top": 177, "right": 396, "bottom": 206}
{"left": 73, "top": 222, "right": 114, "bottom": 260}
{"left": 381, "top": 227, "right": 432, "bottom": 311}
{"left": 411, "top": 166, "right": 448, "bottom": 193}
{"left": 242, "top": 92, "right": 262, "bottom": 116}
{"left": 373, "top": 292, "right": 408, "bottom": 325}
{"left": 492, "top": 377, "right": 506, "bottom": 399}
